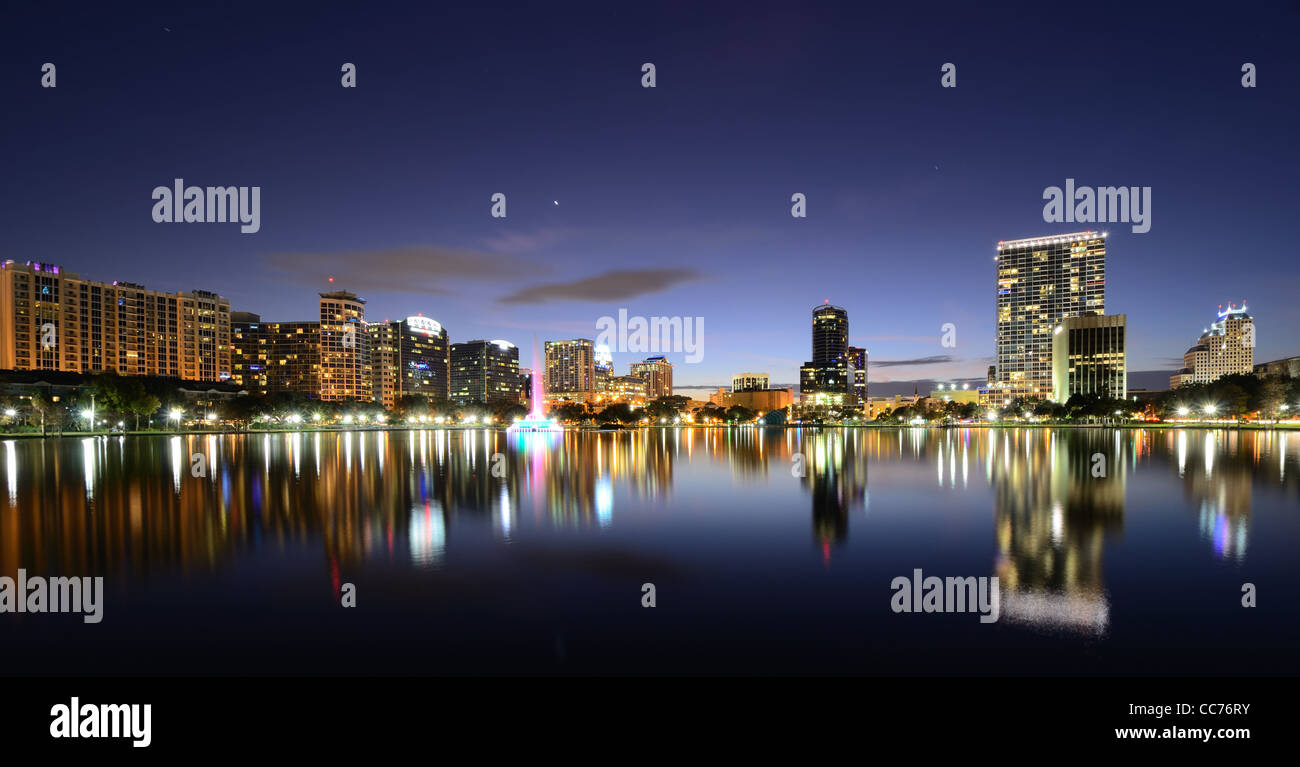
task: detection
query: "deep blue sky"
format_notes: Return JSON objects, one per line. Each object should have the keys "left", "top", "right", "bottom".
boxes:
{"left": 3, "top": 1, "right": 1298, "bottom": 391}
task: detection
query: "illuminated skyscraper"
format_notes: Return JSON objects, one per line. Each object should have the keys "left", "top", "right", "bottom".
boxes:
{"left": 800, "top": 303, "right": 852, "bottom": 402}
{"left": 319, "top": 290, "right": 370, "bottom": 401}
{"left": 545, "top": 338, "right": 595, "bottom": 396}
{"left": 451, "top": 339, "right": 522, "bottom": 404}
{"left": 992, "top": 231, "right": 1106, "bottom": 402}
{"left": 368, "top": 315, "right": 450, "bottom": 409}
{"left": 1170, "top": 303, "right": 1254, "bottom": 388}
{"left": 594, "top": 344, "right": 614, "bottom": 391}
{"left": 631, "top": 356, "right": 673, "bottom": 399}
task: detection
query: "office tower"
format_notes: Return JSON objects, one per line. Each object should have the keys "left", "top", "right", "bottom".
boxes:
{"left": 231, "top": 312, "right": 267, "bottom": 390}
{"left": 0, "top": 260, "right": 231, "bottom": 381}
{"left": 367, "top": 315, "right": 450, "bottom": 409}
{"left": 545, "top": 338, "right": 595, "bottom": 395}
{"left": 594, "top": 344, "right": 614, "bottom": 391}
{"left": 319, "top": 290, "right": 370, "bottom": 401}
{"left": 1170, "top": 303, "right": 1255, "bottom": 388}
{"left": 800, "top": 303, "right": 852, "bottom": 400}
{"left": 993, "top": 231, "right": 1107, "bottom": 401}
{"left": 732, "top": 372, "right": 770, "bottom": 392}
{"left": 847, "top": 346, "right": 868, "bottom": 404}
{"left": 450, "top": 340, "right": 522, "bottom": 404}
{"left": 811, "top": 303, "right": 848, "bottom": 363}
{"left": 1051, "top": 314, "right": 1127, "bottom": 402}
{"left": 631, "top": 356, "right": 673, "bottom": 399}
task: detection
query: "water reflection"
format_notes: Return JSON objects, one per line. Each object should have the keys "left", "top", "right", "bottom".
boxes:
{"left": 0, "top": 427, "right": 1296, "bottom": 598}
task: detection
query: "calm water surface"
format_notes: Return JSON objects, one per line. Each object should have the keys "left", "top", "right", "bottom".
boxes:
{"left": 1, "top": 427, "right": 1296, "bottom": 674}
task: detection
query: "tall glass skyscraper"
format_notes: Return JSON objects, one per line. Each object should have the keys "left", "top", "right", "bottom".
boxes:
{"left": 800, "top": 303, "right": 853, "bottom": 401}
{"left": 992, "top": 232, "right": 1106, "bottom": 402}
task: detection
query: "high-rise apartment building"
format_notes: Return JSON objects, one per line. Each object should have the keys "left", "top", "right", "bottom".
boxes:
{"left": 319, "top": 290, "right": 369, "bottom": 401}
{"left": 0, "top": 260, "right": 231, "bottom": 381}
{"left": 1051, "top": 314, "right": 1126, "bottom": 402}
{"left": 367, "top": 315, "right": 450, "bottom": 409}
{"left": 450, "top": 339, "right": 522, "bottom": 404}
{"left": 631, "top": 356, "right": 673, "bottom": 399}
{"left": 545, "top": 339, "right": 595, "bottom": 396}
{"left": 1170, "top": 304, "right": 1254, "bottom": 388}
{"left": 993, "top": 231, "right": 1106, "bottom": 402}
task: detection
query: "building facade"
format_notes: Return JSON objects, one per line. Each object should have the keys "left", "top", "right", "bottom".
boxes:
{"left": 319, "top": 290, "right": 370, "bottom": 401}
{"left": 732, "top": 372, "right": 769, "bottom": 392}
{"left": 545, "top": 339, "right": 595, "bottom": 397}
{"left": 1170, "top": 304, "right": 1255, "bottom": 388}
{"left": 800, "top": 303, "right": 854, "bottom": 404}
{"left": 0, "top": 260, "right": 232, "bottom": 382}
{"left": 1051, "top": 314, "right": 1127, "bottom": 402}
{"left": 368, "top": 315, "right": 450, "bottom": 409}
{"left": 231, "top": 313, "right": 321, "bottom": 396}
{"left": 992, "top": 232, "right": 1106, "bottom": 402}
{"left": 631, "top": 356, "right": 673, "bottom": 399}
{"left": 1255, "top": 355, "right": 1300, "bottom": 379}
{"left": 450, "top": 340, "right": 522, "bottom": 404}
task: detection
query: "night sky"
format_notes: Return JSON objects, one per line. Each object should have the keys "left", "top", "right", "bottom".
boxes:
{"left": 3, "top": 1, "right": 1298, "bottom": 393}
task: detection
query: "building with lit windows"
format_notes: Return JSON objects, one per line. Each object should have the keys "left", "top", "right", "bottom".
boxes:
{"left": 1051, "top": 314, "right": 1127, "bottom": 402}
{"left": 450, "top": 339, "right": 522, "bottom": 404}
{"left": 232, "top": 312, "right": 320, "bottom": 396}
{"left": 1170, "top": 303, "right": 1254, "bottom": 388}
{"left": 545, "top": 338, "right": 595, "bottom": 396}
{"left": 631, "top": 356, "right": 673, "bottom": 399}
{"left": 0, "top": 260, "right": 232, "bottom": 382}
{"left": 367, "top": 315, "right": 450, "bottom": 409}
{"left": 605, "top": 375, "right": 648, "bottom": 404}
{"left": 319, "top": 290, "right": 370, "bottom": 401}
{"left": 991, "top": 231, "right": 1107, "bottom": 402}
{"left": 800, "top": 303, "right": 858, "bottom": 404}
{"left": 732, "top": 372, "right": 769, "bottom": 392}
{"left": 594, "top": 344, "right": 614, "bottom": 391}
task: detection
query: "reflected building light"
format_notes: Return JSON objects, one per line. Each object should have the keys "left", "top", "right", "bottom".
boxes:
{"left": 344, "top": 431, "right": 353, "bottom": 468}
{"left": 207, "top": 434, "right": 218, "bottom": 481}
{"left": 170, "top": 436, "right": 183, "bottom": 493}
{"left": 5, "top": 441, "right": 16, "bottom": 505}
{"left": 409, "top": 501, "right": 446, "bottom": 567}
{"left": 498, "top": 484, "right": 513, "bottom": 538}
{"left": 596, "top": 475, "right": 613, "bottom": 527}
{"left": 314, "top": 432, "right": 321, "bottom": 475}
{"left": 1204, "top": 432, "right": 1215, "bottom": 477}
{"left": 1050, "top": 501, "right": 1064, "bottom": 545}
{"left": 1177, "top": 430, "right": 1187, "bottom": 477}
{"left": 82, "top": 438, "right": 96, "bottom": 500}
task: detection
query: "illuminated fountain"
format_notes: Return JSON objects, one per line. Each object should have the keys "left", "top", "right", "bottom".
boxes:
{"left": 508, "top": 338, "right": 563, "bottom": 432}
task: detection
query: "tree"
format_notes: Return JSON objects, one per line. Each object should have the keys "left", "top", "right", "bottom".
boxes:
{"left": 28, "top": 390, "right": 55, "bottom": 436}
{"left": 128, "top": 393, "right": 161, "bottom": 430}
{"left": 725, "top": 405, "right": 756, "bottom": 423}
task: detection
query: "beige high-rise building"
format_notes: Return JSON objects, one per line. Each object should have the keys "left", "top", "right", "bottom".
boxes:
{"left": 1170, "top": 304, "right": 1254, "bottom": 388}
{"left": 319, "top": 290, "right": 370, "bottom": 401}
{"left": 544, "top": 338, "right": 595, "bottom": 395}
{"left": 631, "top": 356, "right": 673, "bottom": 399}
{"left": 0, "top": 260, "right": 231, "bottom": 381}
{"left": 732, "top": 372, "right": 769, "bottom": 392}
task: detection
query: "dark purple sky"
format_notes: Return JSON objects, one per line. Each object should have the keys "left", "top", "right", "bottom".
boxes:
{"left": 4, "top": 1, "right": 1298, "bottom": 390}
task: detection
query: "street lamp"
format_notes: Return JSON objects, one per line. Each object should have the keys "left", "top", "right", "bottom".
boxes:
{"left": 1177, "top": 406, "right": 1190, "bottom": 417}
{"left": 3, "top": 408, "right": 15, "bottom": 418}
{"left": 81, "top": 408, "right": 94, "bottom": 431}
{"left": 169, "top": 408, "right": 183, "bottom": 431}
{"left": 1203, "top": 404, "right": 1218, "bottom": 416}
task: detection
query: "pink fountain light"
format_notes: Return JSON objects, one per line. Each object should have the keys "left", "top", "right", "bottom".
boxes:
{"left": 508, "top": 336, "right": 562, "bottom": 432}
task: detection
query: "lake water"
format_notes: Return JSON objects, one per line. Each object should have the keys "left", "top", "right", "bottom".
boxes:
{"left": 1, "top": 427, "right": 1296, "bottom": 675}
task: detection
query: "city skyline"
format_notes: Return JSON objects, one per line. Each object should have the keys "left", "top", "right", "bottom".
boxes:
{"left": 4, "top": 3, "right": 1297, "bottom": 391}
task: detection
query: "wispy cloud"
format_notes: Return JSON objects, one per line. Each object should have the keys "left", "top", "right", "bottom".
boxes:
{"left": 264, "top": 245, "right": 545, "bottom": 294}
{"left": 499, "top": 268, "right": 703, "bottom": 305}
{"left": 872, "top": 354, "right": 953, "bottom": 368}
